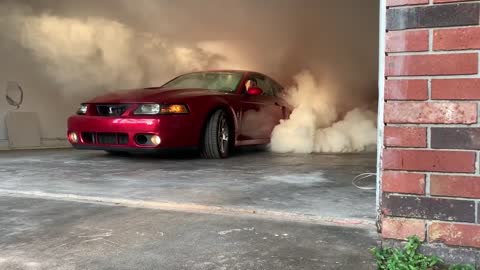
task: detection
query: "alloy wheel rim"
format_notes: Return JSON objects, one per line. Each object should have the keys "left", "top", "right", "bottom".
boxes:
{"left": 219, "top": 118, "right": 229, "bottom": 154}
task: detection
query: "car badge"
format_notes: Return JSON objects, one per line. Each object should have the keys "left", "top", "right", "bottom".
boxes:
{"left": 108, "top": 107, "right": 113, "bottom": 114}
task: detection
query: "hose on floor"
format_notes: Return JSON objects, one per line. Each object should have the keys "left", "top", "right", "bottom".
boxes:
{"left": 352, "top": 173, "right": 377, "bottom": 190}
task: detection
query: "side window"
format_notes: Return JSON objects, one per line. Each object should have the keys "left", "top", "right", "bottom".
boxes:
{"left": 270, "top": 79, "right": 284, "bottom": 97}
{"left": 250, "top": 74, "right": 274, "bottom": 96}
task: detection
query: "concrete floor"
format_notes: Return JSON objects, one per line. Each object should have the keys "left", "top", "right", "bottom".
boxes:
{"left": 0, "top": 149, "right": 377, "bottom": 222}
{"left": 0, "top": 149, "right": 378, "bottom": 269}
{"left": 0, "top": 196, "right": 378, "bottom": 270}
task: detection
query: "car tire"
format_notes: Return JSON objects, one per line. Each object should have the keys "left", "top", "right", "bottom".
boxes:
{"left": 201, "top": 110, "right": 230, "bottom": 159}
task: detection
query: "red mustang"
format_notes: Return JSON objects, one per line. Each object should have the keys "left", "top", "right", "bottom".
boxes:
{"left": 67, "top": 70, "right": 290, "bottom": 158}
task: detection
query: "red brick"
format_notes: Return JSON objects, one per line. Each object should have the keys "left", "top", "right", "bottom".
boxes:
{"left": 434, "top": 27, "right": 480, "bottom": 51}
{"left": 385, "top": 80, "right": 428, "bottom": 101}
{"left": 385, "top": 54, "right": 478, "bottom": 76}
{"left": 386, "top": 30, "right": 429, "bottom": 52}
{"left": 384, "top": 127, "right": 427, "bottom": 148}
{"left": 434, "top": 0, "right": 476, "bottom": 3}
{"left": 431, "top": 128, "right": 480, "bottom": 150}
{"left": 387, "top": 0, "right": 428, "bottom": 6}
{"left": 432, "top": 79, "right": 480, "bottom": 100}
{"left": 382, "top": 171, "right": 426, "bottom": 194}
{"left": 431, "top": 175, "right": 480, "bottom": 199}
{"left": 429, "top": 222, "right": 480, "bottom": 248}
{"left": 383, "top": 149, "right": 476, "bottom": 173}
{"left": 382, "top": 193, "right": 475, "bottom": 222}
{"left": 384, "top": 102, "right": 477, "bottom": 124}
{"left": 382, "top": 217, "right": 426, "bottom": 241}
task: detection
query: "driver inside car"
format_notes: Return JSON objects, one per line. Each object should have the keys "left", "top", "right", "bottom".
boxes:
{"left": 244, "top": 78, "right": 257, "bottom": 92}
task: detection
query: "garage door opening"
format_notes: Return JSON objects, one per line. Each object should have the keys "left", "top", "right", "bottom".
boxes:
{"left": 0, "top": 1, "right": 380, "bottom": 223}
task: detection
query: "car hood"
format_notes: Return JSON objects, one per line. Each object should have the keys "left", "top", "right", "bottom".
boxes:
{"left": 87, "top": 88, "right": 229, "bottom": 103}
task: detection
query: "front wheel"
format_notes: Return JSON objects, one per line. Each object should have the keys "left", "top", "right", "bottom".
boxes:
{"left": 201, "top": 110, "right": 230, "bottom": 159}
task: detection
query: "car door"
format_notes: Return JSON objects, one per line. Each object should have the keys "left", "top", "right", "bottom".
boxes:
{"left": 271, "top": 78, "right": 291, "bottom": 120}
{"left": 239, "top": 73, "right": 284, "bottom": 141}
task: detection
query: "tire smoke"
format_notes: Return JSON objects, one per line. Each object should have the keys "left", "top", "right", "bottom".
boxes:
{"left": 270, "top": 71, "right": 377, "bottom": 153}
{"left": 0, "top": 0, "right": 379, "bottom": 151}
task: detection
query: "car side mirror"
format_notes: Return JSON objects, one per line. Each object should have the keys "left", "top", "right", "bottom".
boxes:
{"left": 247, "top": 87, "right": 263, "bottom": 96}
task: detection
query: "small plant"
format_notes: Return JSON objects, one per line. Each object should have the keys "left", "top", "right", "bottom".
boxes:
{"left": 448, "top": 264, "right": 475, "bottom": 270}
{"left": 371, "top": 236, "right": 441, "bottom": 270}
{"left": 372, "top": 236, "right": 476, "bottom": 270}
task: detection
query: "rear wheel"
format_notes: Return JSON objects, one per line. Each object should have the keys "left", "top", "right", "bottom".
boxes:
{"left": 201, "top": 110, "right": 230, "bottom": 159}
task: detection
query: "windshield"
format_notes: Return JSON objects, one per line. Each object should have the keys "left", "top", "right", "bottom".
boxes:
{"left": 161, "top": 72, "right": 243, "bottom": 92}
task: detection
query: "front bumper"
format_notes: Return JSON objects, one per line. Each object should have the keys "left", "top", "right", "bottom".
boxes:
{"left": 67, "top": 115, "right": 200, "bottom": 150}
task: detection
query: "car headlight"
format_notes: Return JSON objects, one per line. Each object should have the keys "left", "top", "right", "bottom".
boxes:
{"left": 134, "top": 104, "right": 161, "bottom": 115}
{"left": 77, "top": 104, "right": 88, "bottom": 115}
{"left": 134, "top": 104, "right": 189, "bottom": 115}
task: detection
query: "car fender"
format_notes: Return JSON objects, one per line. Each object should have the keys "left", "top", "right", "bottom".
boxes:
{"left": 186, "top": 96, "right": 240, "bottom": 142}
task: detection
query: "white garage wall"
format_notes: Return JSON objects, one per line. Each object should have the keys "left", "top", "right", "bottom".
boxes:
{"left": 0, "top": 24, "right": 78, "bottom": 149}
{"left": 0, "top": 41, "right": 75, "bottom": 149}
{"left": 0, "top": 78, "right": 72, "bottom": 149}
{"left": 0, "top": 106, "right": 8, "bottom": 148}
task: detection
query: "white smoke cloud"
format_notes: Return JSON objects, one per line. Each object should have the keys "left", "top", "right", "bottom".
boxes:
{"left": 270, "top": 71, "right": 377, "bottom": 153}
{"left": 4, "top": 10, "right": 222, "bottom": 98}
{"left": 0, "top": 0, "right": 379, "bottom": 151}
{"left": 20, "top": 16, "right": 142, "bottom": 90}
{"left": 314, "top": 108, "right": 377, "bottom": 152}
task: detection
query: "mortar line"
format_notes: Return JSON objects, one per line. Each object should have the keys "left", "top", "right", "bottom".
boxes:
{"left": 428, "top": 29, "right": 433, "bottom": 51}
{"left": 427, "top": 79, "right": 432, "bottom": 100}
{"left": 478, "top": 53, "right": 480, "bottom": 77}
{"left": 421, "top": 99, "right": 479, "bottom": 103}
{"left": 389, "top": 25, "right": 480, "bottom": 33}
{"left": 385, "top": 146, "right": 476, "bottom": 152}
{"left": 475, "top": 202, "right": 478, "bottom": 224}
{"left": 389, "top": 1, "right": 480, "bottom": 9}
{"left": 385, "top": 192, "right": 478, "bottom": 202}
{"left": 387, "top": 123, "right": 480, "bottom": 128}
{"left": 425, "top": 173, "right": 431, "bottom": 197}
{"left": 426, "top": 127, "right": 431, "bottom": 149}
{"left": 388, "top": 25, "right": 480, "bottom": 32}
{"left": 388, "top": 50, "right": 480, "bottom": 56}
{"left": 387, "top": 100, "right": 479, "bottom": 103}
{"left": 384, "top": 170, "right": 480, "bottom": 177}
{"left": 425, "top": 222, "right": 430, "bottom": 243}
{"left": 388, "top": 74, "right": 480, "bottom": 79}
{"left": 476, "top": 150, "right": 480, "bottom": 175}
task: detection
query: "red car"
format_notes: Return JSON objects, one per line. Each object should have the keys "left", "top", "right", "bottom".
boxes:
{"left": 67, "top": 70, "right": 290, "bottom": 158}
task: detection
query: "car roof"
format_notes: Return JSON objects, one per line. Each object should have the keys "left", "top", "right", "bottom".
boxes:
{"left": 183, "top": 69, "right": 249, "bottom": 74}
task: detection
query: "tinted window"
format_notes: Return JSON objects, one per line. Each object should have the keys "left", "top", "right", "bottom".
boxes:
{"left": 270, "top": 79, "right": 284, "bottom": 97}
{"left": 162, "top": 72, "right": 243, "bottom": 92}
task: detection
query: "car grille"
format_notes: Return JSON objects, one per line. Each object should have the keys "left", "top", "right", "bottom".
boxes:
{"left": 96, "top": 104, "right": 129, "bottom": 116}
{"left": 81, "top": 132, "right": 129, "bottom": 145}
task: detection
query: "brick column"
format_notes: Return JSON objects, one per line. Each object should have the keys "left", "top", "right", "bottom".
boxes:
{"left": 381, "top": 0, "right": 480, "bottom": 258}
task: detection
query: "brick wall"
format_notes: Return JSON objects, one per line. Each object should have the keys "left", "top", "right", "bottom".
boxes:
{"left": 381, "top": 0, "right": 480, "bottom": 254}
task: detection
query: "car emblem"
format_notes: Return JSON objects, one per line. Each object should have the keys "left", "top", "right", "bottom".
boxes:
{"left": 108, "top": 106, "right": 113, "bottom": 114}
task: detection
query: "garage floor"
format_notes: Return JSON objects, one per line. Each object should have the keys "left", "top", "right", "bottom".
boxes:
{"left": 0, "top": 149, "right": 376, "bottom": 222}
{"left": 0, "top": 149, "right": 378, "bottom": 269}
